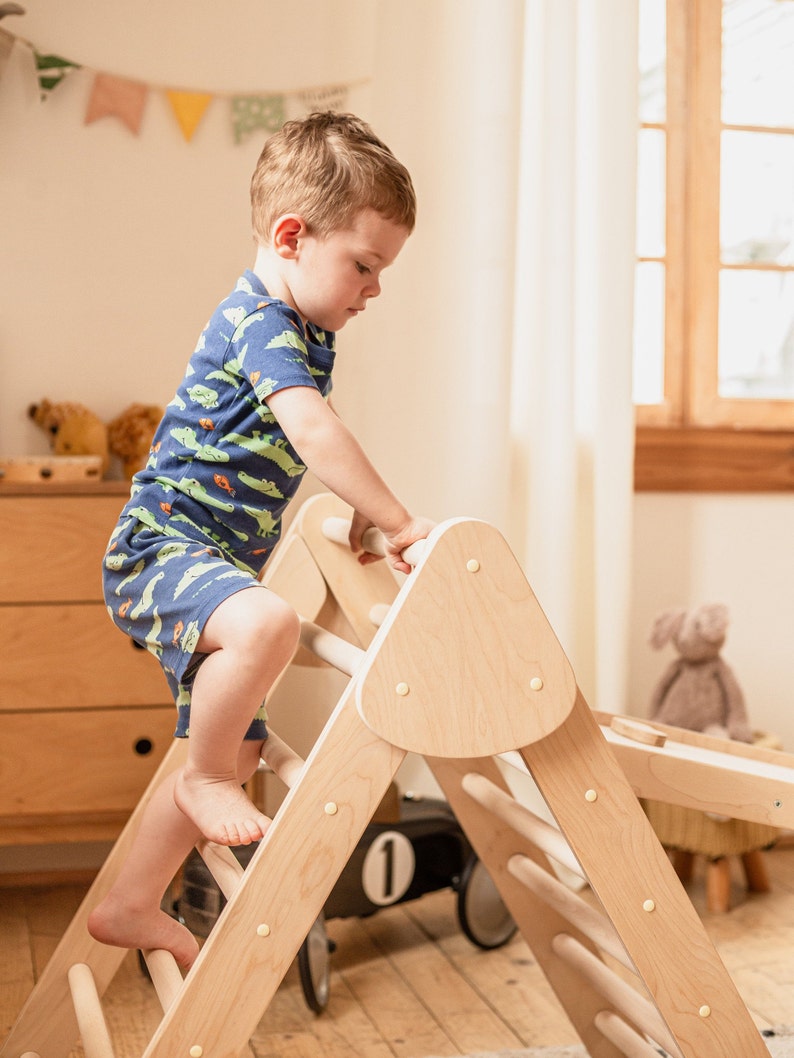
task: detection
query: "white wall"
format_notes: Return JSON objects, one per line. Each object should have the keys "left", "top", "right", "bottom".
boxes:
{"left": 0, "top": 0, "right": 376, "bottom": 458}
{"left": 2, "top": 1, "right": 793, "bottom": 762}
{"left": 629, "top": 493, "right": 794, "bottom": 749}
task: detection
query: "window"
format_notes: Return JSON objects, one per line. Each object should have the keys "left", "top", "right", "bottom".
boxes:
{"left": 633, "top": 0, "right": 794, "bottom": 490}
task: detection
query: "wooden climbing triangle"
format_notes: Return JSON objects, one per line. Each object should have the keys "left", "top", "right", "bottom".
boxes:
{"left": 4, "top": 491, "right": 791, "bottom": 1058}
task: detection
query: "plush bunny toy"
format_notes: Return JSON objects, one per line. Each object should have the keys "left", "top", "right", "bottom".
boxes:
{"left": 648, "top": 603, "right": 753, "bottom": 742}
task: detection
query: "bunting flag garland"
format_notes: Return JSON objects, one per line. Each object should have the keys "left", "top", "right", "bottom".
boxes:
{"left": 35, "top": 51, "right": 80, "bottom": 99}
{"left": 230, "top": 94, "right": 286, "bottom": 145}
{"left": 1, "top": 26, "right": 363, "bottom": 142}
{"left": 299, "top": 84, "right": 349, "bottom": 114}
{"left": 0, "top": 28, "right": 14, "bottom": 81}
{"left": 85, "top": 72, "right": 148, "bottom": 134}
{"left": 166, "top": 89, "right": 213, "bottom": 143}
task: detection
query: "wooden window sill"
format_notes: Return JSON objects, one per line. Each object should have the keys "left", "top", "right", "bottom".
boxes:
{"left": 634, "top": 427, "right": 794, "bottom": 492}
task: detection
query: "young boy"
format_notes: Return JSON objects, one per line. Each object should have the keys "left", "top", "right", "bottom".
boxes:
{"left": 88, "top": 112, "right": 434, "bottom": 968}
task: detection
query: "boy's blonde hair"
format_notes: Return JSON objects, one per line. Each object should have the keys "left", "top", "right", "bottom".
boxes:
{"left": 250, "top": 111, "right": 416, "bottom": 243}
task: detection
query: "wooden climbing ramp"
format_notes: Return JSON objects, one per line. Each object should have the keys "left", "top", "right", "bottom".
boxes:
{"left": 4, "top": 491, "right": 792, "bottom": 1058}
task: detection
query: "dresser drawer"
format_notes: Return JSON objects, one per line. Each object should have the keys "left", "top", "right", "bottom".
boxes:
{"left": 0, "top": 603, "right": 169, "bottom": 711}
{"left": 0, "top": 494, "right": 125, "bottom": 602}
{"left": 0, "top": 707, "right": 176, "bottom": 819}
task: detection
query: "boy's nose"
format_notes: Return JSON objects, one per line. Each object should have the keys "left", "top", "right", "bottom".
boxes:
{"left": 363, "top": 276, "right": 381, "bottom": 298}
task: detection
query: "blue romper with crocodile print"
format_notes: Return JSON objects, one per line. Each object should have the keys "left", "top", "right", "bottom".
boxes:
{"left": 102, "top": 270, "right": 336, "bottom": 737}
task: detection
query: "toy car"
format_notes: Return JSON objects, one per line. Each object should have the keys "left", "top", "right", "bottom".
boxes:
{"left": 177, "top": 791, "right": 516, "bottom": 1012}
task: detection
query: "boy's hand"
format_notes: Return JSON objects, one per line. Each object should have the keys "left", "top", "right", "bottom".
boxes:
{"left": 349, "top": 513, "right": 435, "bottom": 574}
{"left": 348, "top": 510, "right": 381, "bottom": 566}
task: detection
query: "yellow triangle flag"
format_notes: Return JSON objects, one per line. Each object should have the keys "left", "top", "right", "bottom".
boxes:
{"left": 166, "top": 89, "right": 213, "bottom": 142}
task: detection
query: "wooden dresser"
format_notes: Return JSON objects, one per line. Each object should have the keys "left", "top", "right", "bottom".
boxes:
{"left": 0, "top": 482, "right": 176, "bottom": 848}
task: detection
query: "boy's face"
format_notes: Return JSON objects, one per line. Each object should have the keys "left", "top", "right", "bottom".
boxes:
{"left": 287, "top": 208, "right": 409, "bottom": 333}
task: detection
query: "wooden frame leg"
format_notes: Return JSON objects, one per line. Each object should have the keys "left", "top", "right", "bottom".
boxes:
{"left": 706, "top": 857, "right": 732, "bottom": 913}
{"left": 742, "top": 849, "right": 771, "bottom": 894}
{"left": 673, "top": 849, "right": 695, "bottom": 884}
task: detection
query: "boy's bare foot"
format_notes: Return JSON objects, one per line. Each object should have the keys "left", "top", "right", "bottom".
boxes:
{"left": 174, "top": 771, "right": 271, "bottom": 846}
{"left": 88, "top": 895, "right": 199, "bottom": 970}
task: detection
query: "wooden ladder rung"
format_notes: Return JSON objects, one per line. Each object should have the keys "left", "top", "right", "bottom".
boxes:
{"left": 595, "top": 1009, "right": 667, "bottom": 1058}
{"left": 259, "top": 729, "right": 306, "bottom": 788}
{"left": 507, "top": 852, "right": 631, "bottom": 971}
{"left": 461, "top": 770, "right": 585, "bottom": 878}
{"left": 298, "top": 617, "right": 365, "bottom": 676}
{"left": 195, "top": 840, "right": 246, "bottom": 900}
{"left": 67, "top": 963, "right": 115, "bottom": 1058}
{"left": 551, "top": 933, "right": 684, "bottom": 1058}
{"left": 141, "top": 949, "right": 184, "bottom": 1013}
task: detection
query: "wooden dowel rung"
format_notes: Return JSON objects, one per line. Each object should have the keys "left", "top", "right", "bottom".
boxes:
{"left": 67, "top": 963, "right": 116, "bottom": 1058}
{"left": 461, "top": 772, "right": 585, "bottom": 878}
{"left": 142, "top": 948, "right": 184, "bottom": 1012}
{"left": 595, "top": 1009, "right": 665, "bottom": 1058}
{"left": 260, "top": 729, "right": 305, "bottom": 788}
{"left": 321, "top": 516, "right": 426, "bottom": 567}
{"left": 507, "top": 854, "right": 633, "bottom": 971}
{"left": 195, "top": 839, "right": 245, "bottom": 900}
{"left": 368, "top": 602, "right": 391, "bottom": 627}
{"left": 298, "top": 617, "right": 365, "bottom": 677}
{"left": 551, "top": 934, "right": 684, "bottom": 1058}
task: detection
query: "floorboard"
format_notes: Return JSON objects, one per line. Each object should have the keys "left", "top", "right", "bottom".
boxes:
{"left": 3, "top": 847, "right": 794, "bottom": 1057}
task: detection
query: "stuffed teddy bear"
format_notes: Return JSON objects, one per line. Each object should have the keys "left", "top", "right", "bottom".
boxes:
{"left": 648, "top": 603, "right": 753, "bottom": 742}
{"left": 28, "top": 399, "right": 109, "bottom": 475}
{"left": 107, "top": 402, "right": 163, "bottom": 478}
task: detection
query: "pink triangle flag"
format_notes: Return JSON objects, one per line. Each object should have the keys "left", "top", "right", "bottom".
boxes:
{"left": 85, "top": 72, "right": 148, "bottom": 134}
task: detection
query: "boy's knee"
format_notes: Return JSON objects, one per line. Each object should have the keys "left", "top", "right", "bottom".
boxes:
{"left": 247, "top": 592, "right": 299, "bottom": 663}
{"left": 270, "top": 599, "right": 301, "bottom": 655}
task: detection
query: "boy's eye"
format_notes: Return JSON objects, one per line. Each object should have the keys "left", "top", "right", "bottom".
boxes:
{"left": 355, "top": 261, "right": 371, "bottom": 275}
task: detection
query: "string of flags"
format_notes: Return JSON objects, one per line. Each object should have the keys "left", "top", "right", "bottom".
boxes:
{"left": 0, "top": 13, "right": 359, "bottom": 143}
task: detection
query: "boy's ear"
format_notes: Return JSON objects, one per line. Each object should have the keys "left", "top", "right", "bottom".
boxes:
{"left": 272, "top": 214, "right": 306, "bottom": 258}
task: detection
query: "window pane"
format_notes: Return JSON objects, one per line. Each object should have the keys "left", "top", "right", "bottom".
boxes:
{"left": 637, "top": 128, "right": 666, "bottom": 257}
{"left": 719, "top": 270, "right": 794, "bottom": 398}
{"left": 722, "top": 0, "right": 794, "bottom": 128}
{"left": 633, "top": 262, "right": 666, "bottom": 404}
{"left": 639, "top": 0, "right": 666, "bottom": 123}
{"left": 721, "top": 131, "right": 794, "bottom": 265}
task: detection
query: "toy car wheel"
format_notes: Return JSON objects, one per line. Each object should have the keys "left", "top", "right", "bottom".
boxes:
{"left": 457, "top": 854, "right": 517, "bottom": 949}
{"left": 298, "top": 912, "right": 331, "bottom": 1013}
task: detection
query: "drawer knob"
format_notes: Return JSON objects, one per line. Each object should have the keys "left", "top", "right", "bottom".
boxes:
{"left": 134, "top": 738, "right": 154, "bottom": 756}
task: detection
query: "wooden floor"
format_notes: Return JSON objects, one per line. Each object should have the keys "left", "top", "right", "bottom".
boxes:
{"left": 3, "top": 847, "right": 794, "bottom": 1058}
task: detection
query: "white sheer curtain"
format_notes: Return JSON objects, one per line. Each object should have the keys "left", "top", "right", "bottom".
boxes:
{"left": 363, "top": 0, "right": 638, "bottom": 715}
{"left": 507, "top": 0, "right": 638, "bottom": 712}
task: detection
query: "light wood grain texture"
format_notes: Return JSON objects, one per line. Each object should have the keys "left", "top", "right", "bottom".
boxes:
{"left": 522, "top": 695, "right": 768, "bottom": 1057}
{"left": 357, "top": 518, "right": 577, "bottom": 758}
{"left": 68, "top": 963, "right": 115, "bottom": 1058}
{"left": 6, "top": 853, "right": 794, "bottom": 1056}
{"left": 295, "top": 494, "right": 401, "bottom": 650}
{"left": 0, "top": 487, "right": 173, "bottom": 851}
{"left": 4, "top": 497, "right": 786, "bottom": 1058}
{"left": 1, "top": 740, "right": 187, "bottom": 1058}
{"left": 597, "top": 711, "right": 794, "bottom": 829}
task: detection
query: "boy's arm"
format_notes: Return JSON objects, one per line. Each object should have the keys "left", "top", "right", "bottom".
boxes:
{"left": 266, "top": 385, "right": 433, "bottom": 572}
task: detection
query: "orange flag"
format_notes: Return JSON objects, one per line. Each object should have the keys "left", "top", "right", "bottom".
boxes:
{"left": 166, "top": 89, "right": 213, "bottom": 142}
{"left": 85, "top": 72, "right": 148, "bottom": 134}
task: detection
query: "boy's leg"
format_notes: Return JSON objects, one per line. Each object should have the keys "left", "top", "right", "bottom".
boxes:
{"left": 173, "top": 585, "right": 300, "bottom": 846}
{"left": 88, "top": 739, "right": 267, "bottom": 967}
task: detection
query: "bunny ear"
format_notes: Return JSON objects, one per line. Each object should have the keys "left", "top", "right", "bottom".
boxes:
{"left": 649, "top": 607, "right": 686, "bottom": 649}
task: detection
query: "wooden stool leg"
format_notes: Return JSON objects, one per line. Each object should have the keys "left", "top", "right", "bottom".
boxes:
{"left": 741, "top": 849, "right": 771, "bottom": 894}
{"left": 706, "top": 857, "right": 732, "bottom": 913}
{"left": 672, "top": 849, "right": 694, "bottom": 884}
